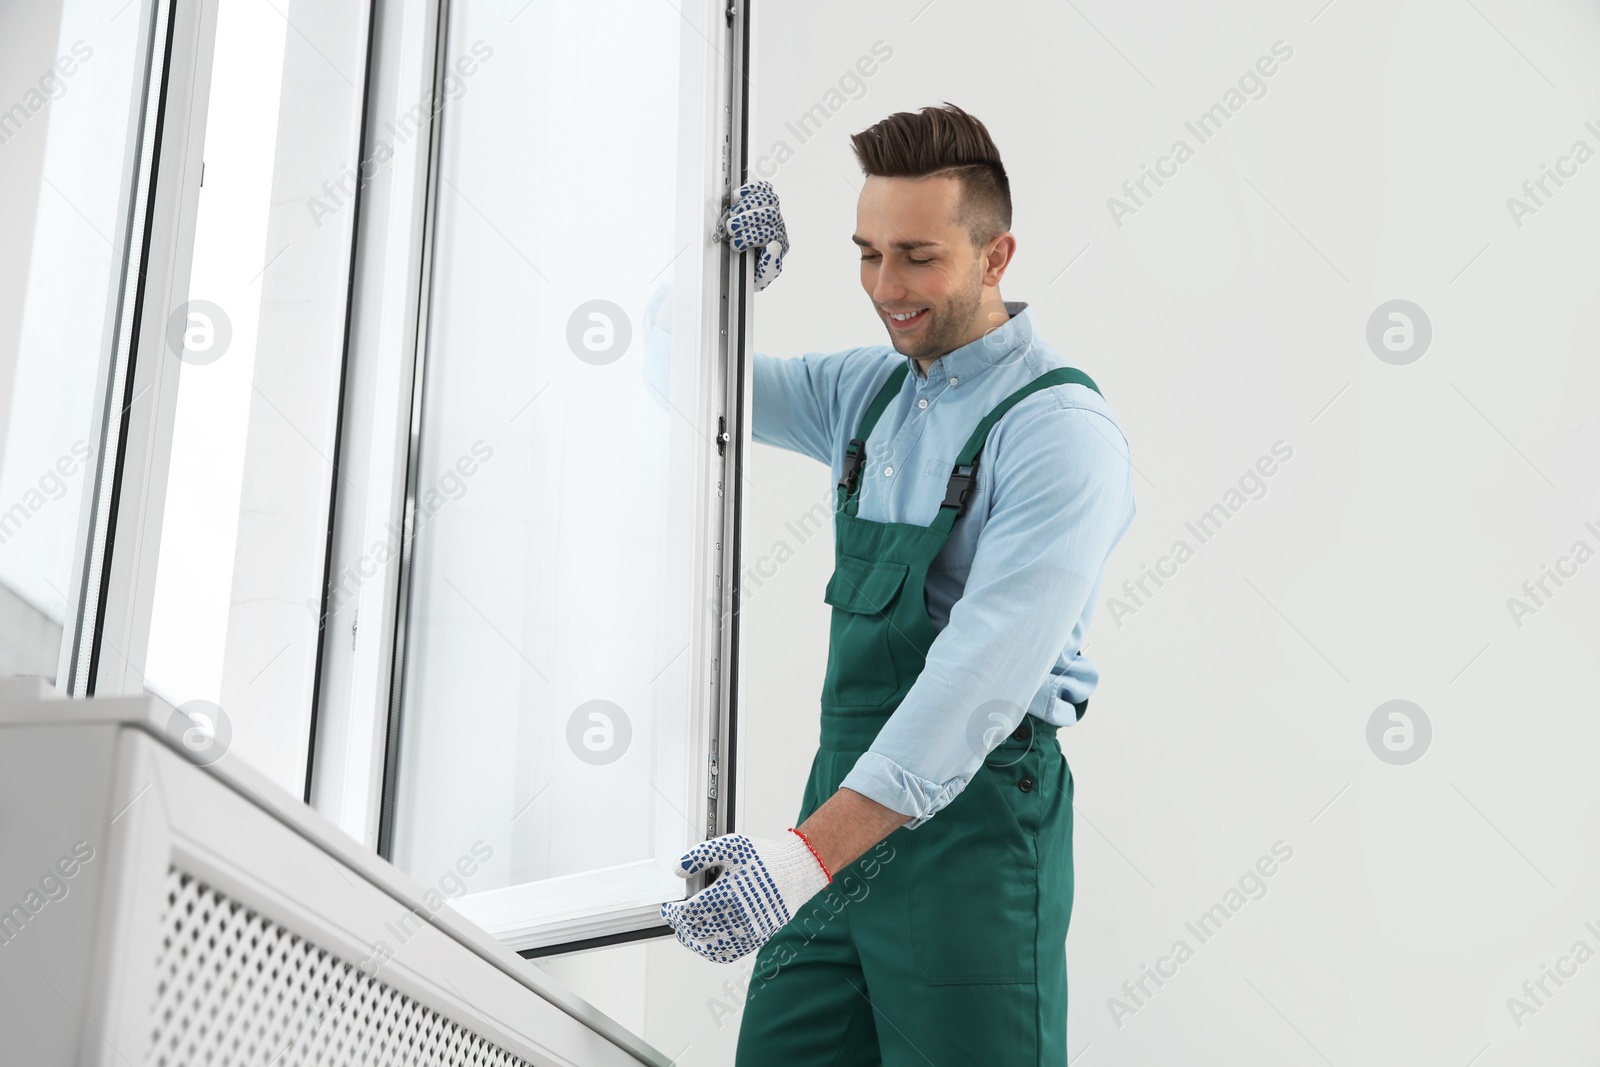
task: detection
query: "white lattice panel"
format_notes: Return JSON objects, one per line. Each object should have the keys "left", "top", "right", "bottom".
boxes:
{"left": 148, "top": 868, "right": 533, "bottom": 1067}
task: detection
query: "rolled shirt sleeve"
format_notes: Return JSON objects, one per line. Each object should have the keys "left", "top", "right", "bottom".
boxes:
{"left": 837, "top": 401, "right": 1136, "bottom": 829}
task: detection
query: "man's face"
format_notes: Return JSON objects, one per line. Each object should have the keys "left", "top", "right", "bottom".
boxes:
{"left": 853, "top": 174, "right": 1001, "bottom": 363}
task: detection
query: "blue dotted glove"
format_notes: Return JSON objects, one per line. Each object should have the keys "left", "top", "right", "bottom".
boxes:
{"left": 660, "top": 830, "right": 831, "bottom": 963}
{"left": 718, "top": 180, "right": 789, "bottom": 292}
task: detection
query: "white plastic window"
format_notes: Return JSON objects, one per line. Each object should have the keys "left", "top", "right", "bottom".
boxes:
{"left": 141, "top": 0, "right": 372, "bottom": 795}
{"left": 384, "top": 0, "right": 734, "bottom": 951}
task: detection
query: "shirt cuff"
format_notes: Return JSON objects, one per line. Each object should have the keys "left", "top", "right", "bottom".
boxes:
{"left": 1028, "top": 677, "right": 1089, "bottom": 725}
{"left": 838, "top": 750, "right": 971, "bottom": 831}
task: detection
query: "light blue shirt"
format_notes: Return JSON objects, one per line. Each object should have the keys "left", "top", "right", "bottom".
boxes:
{"left": 753, "top": 301, "right": 1136, "bottom": 828}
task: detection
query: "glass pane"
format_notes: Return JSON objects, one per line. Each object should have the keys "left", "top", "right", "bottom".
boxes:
{"left": 389, "top": 0, "right": 721, "bottom": 942}
{"left": 0, "top": 0, "right": 157, "bottom": 685}
{"left": 141, "top": 0, "right": 370, "bottom": 796}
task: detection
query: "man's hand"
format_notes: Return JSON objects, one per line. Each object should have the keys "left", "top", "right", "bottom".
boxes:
{"left": 660, "top": 829, "right": 830, "bottom": 963}
{"left": 718, "top": 179, "right": 789, "bottom": 292}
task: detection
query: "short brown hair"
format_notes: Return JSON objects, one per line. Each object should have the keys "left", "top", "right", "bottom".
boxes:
{"left": 849, "top": 102, "right": 1012, "bottom": 247}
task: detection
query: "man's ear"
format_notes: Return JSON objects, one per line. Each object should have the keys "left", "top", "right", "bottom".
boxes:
{"left": 982, "top": 231, "right": 1017, "bottom": 287}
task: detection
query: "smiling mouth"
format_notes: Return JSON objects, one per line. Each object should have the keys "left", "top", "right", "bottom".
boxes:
{"left": 885, "top": 308, "right": 929, "bottom": 330}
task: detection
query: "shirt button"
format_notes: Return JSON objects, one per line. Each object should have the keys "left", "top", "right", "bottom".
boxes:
{"left": 917, "top": 398, "right": 928, "bottom": 409}
{"left": 949, "top": 376, "right": 958, "bottom": 386}
{"left": 883, "top": 466, "right": 894, "bottom": 476}
{"left": 1011, "top": 724, "right": 1029, "bottom": 742}
{"left": 1018, "top": 777, "right": 1034, "bottom": 793}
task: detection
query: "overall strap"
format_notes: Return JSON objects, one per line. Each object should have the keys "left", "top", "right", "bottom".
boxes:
{"left": 857, "top": 363, "right": 911, "bottom": 440}
{"left": 837, "top": 363, "right": 910, "bottom": 512}
{"left": 935, "top": 366, "right": 1102, "bottom": 525}
{"left": 954, "top": 367, "right": 1100, "bottom": 464}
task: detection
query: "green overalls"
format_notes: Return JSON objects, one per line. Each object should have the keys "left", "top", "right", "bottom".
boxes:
{"left": 735, "top": 362, "right": 1102, "bottom": 1066}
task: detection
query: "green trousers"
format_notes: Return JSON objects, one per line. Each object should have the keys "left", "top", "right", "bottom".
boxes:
{"left": 734, "top": 712, "right": 1075, "bottom": 1065}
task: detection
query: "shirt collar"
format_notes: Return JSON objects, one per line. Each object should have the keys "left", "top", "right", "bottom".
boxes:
{"left": 909, "top": 300, "right": 1033, "bottom": 385}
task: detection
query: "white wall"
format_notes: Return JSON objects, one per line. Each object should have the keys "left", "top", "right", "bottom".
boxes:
{"left": 535, "top": 2, "right": 1600, "bottom": 1065}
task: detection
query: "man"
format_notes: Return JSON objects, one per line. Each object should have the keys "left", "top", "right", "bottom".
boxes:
{"left": 660, "top": 102, "right": 1136, "bottom": 1064}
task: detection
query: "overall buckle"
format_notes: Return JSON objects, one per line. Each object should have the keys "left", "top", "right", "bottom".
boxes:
{"left": 942, "top": 460, "right": 979, "bottom": 514}
{"left": 839, "top": 438, "right": 867, "bottom": 496}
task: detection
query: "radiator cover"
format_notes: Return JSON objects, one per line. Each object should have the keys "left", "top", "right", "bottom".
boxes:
{"left": 0, "top": 678, "right": 666, "bottom": 1067}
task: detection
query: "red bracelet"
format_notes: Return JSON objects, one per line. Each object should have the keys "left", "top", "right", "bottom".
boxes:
{"left": 788, "top": 827, "right": 833, "bottom": 883}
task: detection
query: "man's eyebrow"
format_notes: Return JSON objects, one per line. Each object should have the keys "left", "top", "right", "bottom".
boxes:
{"left": 851, "top": 235, "right": 943, "bottom": 251}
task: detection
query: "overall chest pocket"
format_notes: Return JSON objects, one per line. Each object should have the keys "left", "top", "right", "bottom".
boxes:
{"left": 820, "top": 554, "right": 909, "bottom": 710}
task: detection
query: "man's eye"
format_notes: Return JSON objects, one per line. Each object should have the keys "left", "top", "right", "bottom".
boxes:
{"left": 907, "top": 257, "right": 932, "bottom": 265}
{"left": 859, "top": 254, "right": 881, "bottom": 262}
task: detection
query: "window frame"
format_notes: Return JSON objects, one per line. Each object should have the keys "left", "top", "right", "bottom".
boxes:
{"left": 89, "top": 0, "right": 221, "bottom": 701}
{"left": 305, "top": 0, "right": 757, "bottom": 958}
{"left": 82, "top": 0, "right": 756, "bottom": 960}
{"left": 90, "top": 0, "right": 377, "bottom": 808}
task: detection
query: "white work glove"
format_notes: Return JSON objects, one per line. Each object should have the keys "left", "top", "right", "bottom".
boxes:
{"left": 718, "top": 180, "right": 789, "bottom": 292}
{"left": 660, "top": 829, "right": 831, "bottom": 963}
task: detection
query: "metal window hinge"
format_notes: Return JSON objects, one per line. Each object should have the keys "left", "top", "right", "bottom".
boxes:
{"left": 350, "top": 610, "right": 358, "bottom": 650}
{"left": 716, "top": 415, "right": 729, "bottom": 455}
{"left": 706, "top": 748, "right": 721, "bottom": 835}
{"left": 725, "top": 0, "right": 736, "bottom": 25}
